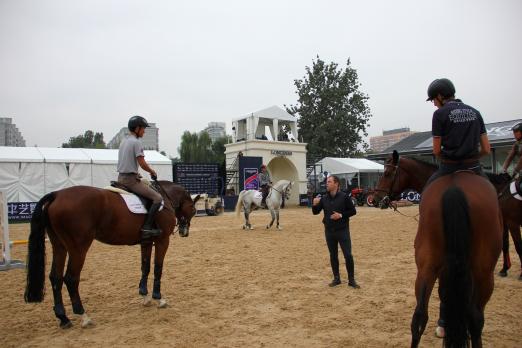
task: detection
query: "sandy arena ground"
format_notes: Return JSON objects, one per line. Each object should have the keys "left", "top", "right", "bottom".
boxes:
{"left": 1, "top": 206, "right": 521, "bottom": 347}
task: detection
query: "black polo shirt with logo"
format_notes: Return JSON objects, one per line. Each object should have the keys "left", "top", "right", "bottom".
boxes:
{"left": 432, "top": 99, "right": 486, "bottom": 161}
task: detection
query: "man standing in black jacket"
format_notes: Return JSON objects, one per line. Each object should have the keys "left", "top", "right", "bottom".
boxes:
{"left": 312, "top": 175, "right": 360, "bottom": 288}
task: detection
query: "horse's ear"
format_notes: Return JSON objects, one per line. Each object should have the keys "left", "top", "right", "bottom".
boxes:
{"left": 392, "top": 150, "right": 399, "bottom": 164}
{"left": 192, "top": 194, "right": 202, "bottom": 204}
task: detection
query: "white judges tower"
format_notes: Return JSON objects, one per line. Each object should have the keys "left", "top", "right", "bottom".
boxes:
{"left": 225, "top": 106, "right": 307, "bottom": 205}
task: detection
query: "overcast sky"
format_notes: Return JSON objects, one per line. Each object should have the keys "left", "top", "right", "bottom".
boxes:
{"left": 1, "top": 0, "right": 521, "bottom": 157}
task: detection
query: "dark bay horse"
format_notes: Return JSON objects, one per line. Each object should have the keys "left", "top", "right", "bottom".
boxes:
{"left": 487, "top": 173, "right": 522, "bottom": 279}
{"left": 372, "top": 151, "right": 502, "bottom": 348}
{"left": 24, "top": 181, "right": 200, "bottom": 328}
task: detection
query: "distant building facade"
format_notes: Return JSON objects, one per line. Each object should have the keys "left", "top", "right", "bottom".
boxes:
{"left": 369, "top": 127, "right": 416, "bottom": 153}
{"left": 107, "top": 123, "right": 159, "bottom": 150}
{"left": 0, "top": 118, "right": 26, "bottom": 147}
{"left": 203, "top": 122, "right": 226, "bottom": 142}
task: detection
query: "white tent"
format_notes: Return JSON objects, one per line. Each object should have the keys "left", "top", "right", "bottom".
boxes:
{"left": 317, "top": 157, "right": 384, "bottom": 189}
{"left": 0, "top": 147, "right": 173, "bottom": 202}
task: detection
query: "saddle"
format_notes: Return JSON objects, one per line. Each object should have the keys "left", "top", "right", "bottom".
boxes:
{"left": 106, "top": 181, "right": 166, "bottom": 213}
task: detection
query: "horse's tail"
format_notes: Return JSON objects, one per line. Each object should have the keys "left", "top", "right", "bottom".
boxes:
{"left": 441, "top": 186, "right": 472, "bottom": 347}
{"left": 235, "top": 190, "right": 246, "bottom": 217}
{"left": 25, "top": 192, "right": 55, "bottom": 303}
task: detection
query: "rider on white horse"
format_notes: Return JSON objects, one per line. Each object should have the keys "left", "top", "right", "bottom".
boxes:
{"left": 258, "top": 164, "right": 272, "bottom": 208}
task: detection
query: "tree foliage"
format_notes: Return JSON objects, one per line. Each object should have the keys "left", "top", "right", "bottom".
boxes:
{"left": 286, "top": 56, "right": 372, "bottom": 158}
{"left": 178, "top": 131, "right": 230, "bottom": 163}
{"left": 62, "top": 130, "right": 106, "bottom": 148}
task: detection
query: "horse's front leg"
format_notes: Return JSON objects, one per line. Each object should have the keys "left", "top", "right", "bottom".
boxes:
{"left": 276, "top": 209, "right": 281, "bottom": 230}
{"left": 139, "top": 243, "right": 153, "bottom": 297}
{"left": 508, "top": 222, "right": 522, "bottom": 280}
{"left": 243, "top": 207, "right": 252, "bottom": 230}
{"left": 266, "top": 209, "right": 275, "bottom": 229}
{"left": 152, "top": 238, "right": 170, "bottom": 308}
{"left": 499, "top": 223, "right": 511, "bottom": 277}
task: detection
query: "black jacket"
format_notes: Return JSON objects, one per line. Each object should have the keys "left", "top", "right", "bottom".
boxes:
{"left": 312, "top": 191, "right": 356, "bottom": 231}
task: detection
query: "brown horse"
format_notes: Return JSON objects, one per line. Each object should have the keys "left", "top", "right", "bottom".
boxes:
{"left": 487, "top": 173, "right": 522, "bottom": 279}
{"left": 372, "top": 151, "right": 502, "bottom": 348}
{"left": 24, "top": 181, "right": 200, "bottom": 328}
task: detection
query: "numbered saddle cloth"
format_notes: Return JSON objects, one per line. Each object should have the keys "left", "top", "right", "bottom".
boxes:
{"left": 254, "top": 191, "right": 263, "bottom": 200}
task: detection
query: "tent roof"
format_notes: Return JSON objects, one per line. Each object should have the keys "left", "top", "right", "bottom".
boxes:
{"left": 37, "top": 147, "right": 91, "bottom": 163}
{"left": 318, "top": 157, "right": 384, "bottom": 174}
{"left": 233, "top": 105, "right": 296, "bottom": 122}
{"left": 0, "top": 147, "right": 172, "bottom": 165}
{"left": 0, "top": 146, "right": 44, "bottom": 162}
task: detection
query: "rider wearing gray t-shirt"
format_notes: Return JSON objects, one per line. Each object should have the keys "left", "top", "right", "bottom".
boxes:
{"left": 117, "top": 116, "right": 163, "bottom": 239}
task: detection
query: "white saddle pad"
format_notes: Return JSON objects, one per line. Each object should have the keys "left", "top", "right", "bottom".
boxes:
{"left": 253, "top": 191, "right": 263, "bottom": 200}
{"left": 104, "top": 186, "right": 163, "bottom": 214}
{"left": 120, "top": 194, "right": 148, "bottom": 214}
{"left": 510, "top": 182, "right": 522, "bottom": 201}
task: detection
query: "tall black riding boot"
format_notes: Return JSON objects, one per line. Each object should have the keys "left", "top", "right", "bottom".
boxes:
{"left": 141, "top": 202, "right": 162, "bottom": 239}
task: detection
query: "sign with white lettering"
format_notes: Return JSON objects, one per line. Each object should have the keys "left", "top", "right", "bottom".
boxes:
{"left": 271, "top": 150, "right": 292, "bottom": 156}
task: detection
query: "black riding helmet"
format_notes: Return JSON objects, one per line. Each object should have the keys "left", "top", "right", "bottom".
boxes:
{"left": 128, "top": 115, "right": 150, "bottom": 132}
{"left": 426, "top": 78, "right": 456, "bottom": 101}
{"left": 512, "top": 122, "right": 522, "bottom": 133}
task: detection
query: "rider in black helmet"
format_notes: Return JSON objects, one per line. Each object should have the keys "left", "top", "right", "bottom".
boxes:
{"left": 501, "top": 122, "right": 522, "bottom": 177}
{"left": 117, "top": 115, "right": 163, "bottom": 239}
{"left": 425, "top": 79, "right": 491, "bottom": 338}
{"left": 425, "top": 78, "right": 491, "bottom": 186}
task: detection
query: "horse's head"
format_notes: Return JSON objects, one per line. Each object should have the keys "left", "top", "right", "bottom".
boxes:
{"left": 177, "top": 192, "right": 200, "bottom": 237}
{"left": 158, "top": 181, "right": 200, "bottom": 237}
{"left": 372, "top": 150, "right": 403, "bottom": 209}
{"left": 283, "top": 181, "right": 293, "bottom": 200}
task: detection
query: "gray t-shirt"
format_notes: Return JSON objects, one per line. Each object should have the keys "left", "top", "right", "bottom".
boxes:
{"left": 117, "top": 135, "right": 144, "bottom": 174}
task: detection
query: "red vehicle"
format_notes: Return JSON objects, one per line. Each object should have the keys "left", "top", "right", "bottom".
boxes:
{"left": 350, "top": 187, "right": 375, "bottom": 207}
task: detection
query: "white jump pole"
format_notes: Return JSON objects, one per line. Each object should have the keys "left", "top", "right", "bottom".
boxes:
{"left": 0, "top": 190, "right": 25, "bottom": 271}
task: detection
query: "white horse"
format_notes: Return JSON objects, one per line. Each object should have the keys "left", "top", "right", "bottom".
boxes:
{"left": 235, "top": 179, "right": 293, "bottom": 230}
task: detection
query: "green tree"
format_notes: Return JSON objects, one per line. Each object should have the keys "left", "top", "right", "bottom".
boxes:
{"left": 62, "top": 130, "right": 106, "bottom": 148}
{"left": 178, "top": 131, "right": 230, "bottom": 163}
{"left": 286, "top": 56, "right": 371, "bottom": 158}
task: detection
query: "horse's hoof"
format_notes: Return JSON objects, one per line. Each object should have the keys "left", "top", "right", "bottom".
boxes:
{"left": 277, "top": 226, "right": 282, "bottom": 230}
{"left": 242, "top": 225, "right": 246, "bottom": 230}
{"left": 81, "top": 314, "right": 94, "bottom": 328}
{"left": 435, "top": 326, "right": 445, "bottom": 338}
{"left": 142, "top": 295, "right": 152, "bottom": 307}
{"left": 499, "top": 269, "right": 508, "bottom": 277}
{"left": 266, "top": 225, "right": 270, "bottom": 229}
{"left": 158, "top": 299, "right": 168, "bottom": 308}
{"left": 60, "top": 320, "right": 73, "bottom": 329}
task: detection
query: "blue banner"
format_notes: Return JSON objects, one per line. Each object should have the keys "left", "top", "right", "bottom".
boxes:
{"left": 8, "top": 202, "right": 38, "bottom": 221}
{"left": 238, "top": 156, "right": 262, "bottom": 191}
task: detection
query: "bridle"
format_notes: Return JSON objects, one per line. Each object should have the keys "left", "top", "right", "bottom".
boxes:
{"left": 374, "top": 158, "right": 420, "bottom": 221}
{"left": 374, "top": 158, "right": 402, "bottom": 206}
{"left": 152, "top": 181, "right": 191, "bottom": 232}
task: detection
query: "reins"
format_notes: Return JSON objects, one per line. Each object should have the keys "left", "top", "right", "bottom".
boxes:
{"left": 376, "top": 159, "right": 420, "bottom": 222}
